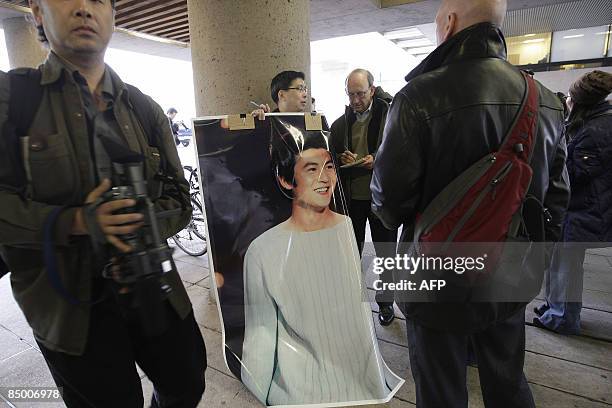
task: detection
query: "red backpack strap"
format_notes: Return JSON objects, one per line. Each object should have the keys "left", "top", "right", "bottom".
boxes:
{"left": 499, "top": 71, "right": 540, "bottom": 164}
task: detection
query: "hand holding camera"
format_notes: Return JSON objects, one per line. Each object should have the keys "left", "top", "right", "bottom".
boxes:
{"left": 72, "top": 178, "right": 144, "bottom": 253}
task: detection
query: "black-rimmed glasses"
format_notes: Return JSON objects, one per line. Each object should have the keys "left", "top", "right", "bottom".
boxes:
{"left": 287, "top": 86, "right": 309, "bottom": 93}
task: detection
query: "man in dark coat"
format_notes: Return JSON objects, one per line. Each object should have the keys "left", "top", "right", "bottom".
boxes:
{"left": 166, "top": 107, "right": 180, "bottom": 146}
{"left": 534, "top": 70, "right": 612, "bottom": 334}
{"left": 330, "top": 69, "right": 398, "bottom": 326}
{"left": 370, "top": 0, "right": 570, "bottom": 406}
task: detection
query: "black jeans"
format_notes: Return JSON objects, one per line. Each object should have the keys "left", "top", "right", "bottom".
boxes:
{"left": 349, "top": 199, "right": 398, "bottom": 307}
{"left": 37, "top": 289, "right": 207, "bottom": 408}
{"left": 405, "top": 307, "right": 535, "bottom": 408}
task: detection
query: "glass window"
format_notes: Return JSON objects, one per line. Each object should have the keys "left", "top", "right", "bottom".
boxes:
{"left": 506, "top": 33, "right": 552, "bottom": 66}
{"left": 551, "top": 26, "right": 609, "bottom": 62}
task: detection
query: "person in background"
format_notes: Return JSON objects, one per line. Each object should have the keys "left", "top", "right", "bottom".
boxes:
{"left": 330, "top": 68, "right": 398, "bottom": 326}
{"left": 534, "top": 70, "right": 612, "bottom": 335}
{"left": 167, "top": 107, "right": 180, "bottom": 146}
{"left": 252, "top": 70, "right": 309, "bottom": 119}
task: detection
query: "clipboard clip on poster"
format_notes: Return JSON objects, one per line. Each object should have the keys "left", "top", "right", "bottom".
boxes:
{"left": 305, "top": 113, "right": 323, "bottom": 131}
{"left": 228, "top": 114, "right": 255, "bottom": 130}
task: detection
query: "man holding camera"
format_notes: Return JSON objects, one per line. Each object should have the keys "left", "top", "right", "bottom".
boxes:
{"left": 0, "top": 1, "right": 206, "bottom": 407}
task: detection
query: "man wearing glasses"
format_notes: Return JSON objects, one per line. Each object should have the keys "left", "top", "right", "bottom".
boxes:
{"left": 330, "top": 69, "right": 398, "bottom": 326}
{"left": 252, "top": 70, "right": 309, "bottom": 118}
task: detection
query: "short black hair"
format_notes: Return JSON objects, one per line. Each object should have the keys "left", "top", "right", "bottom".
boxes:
{"left": 269, "top": 119, "right": 331, "bottom": 198}
{"left": 34, "top": 0, "right": 116, "bottom": 44}
{"left": 270, "top": 71, "right": 305, "bottom": 104}
{"left": 167, "top": 107, "right": 178, "bottom": 115}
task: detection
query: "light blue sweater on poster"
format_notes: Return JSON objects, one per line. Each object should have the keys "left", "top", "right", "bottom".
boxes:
{"left": 241, "top": 216, "right": 402, "bottom": 406}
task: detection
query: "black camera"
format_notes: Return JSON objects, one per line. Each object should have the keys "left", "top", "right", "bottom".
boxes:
{"left": 97, "top": 151, "right": 183, "bottom": 337}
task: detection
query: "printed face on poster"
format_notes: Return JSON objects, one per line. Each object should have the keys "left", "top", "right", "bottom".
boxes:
{"left": 194, "top": 114, "right": 403, "bottom": 407}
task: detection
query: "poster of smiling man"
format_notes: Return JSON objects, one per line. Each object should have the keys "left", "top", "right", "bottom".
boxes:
{"left": 194, "top": 114, "right": 403, "bottom": 407}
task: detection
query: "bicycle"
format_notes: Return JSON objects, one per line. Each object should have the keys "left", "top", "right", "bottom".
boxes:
{"left": 171, "top": 166, "right": 207, "bottom": 256}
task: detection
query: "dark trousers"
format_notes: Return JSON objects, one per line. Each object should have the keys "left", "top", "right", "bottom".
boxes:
{"left": 349, "top": 199, "right": 398, "bottom": 307}
{"left": 37, "top": 291, "right": 207, "bottom": 408}
{"left": 405, "top": 307, "right": 535, "bottom": 408}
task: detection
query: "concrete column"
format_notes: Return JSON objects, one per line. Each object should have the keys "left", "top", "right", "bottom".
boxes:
{"left": 187, "top": 0, "right": 311, "bottom": 116}
{"left": 3, "top": 16, "right": 48, "bottom": 69}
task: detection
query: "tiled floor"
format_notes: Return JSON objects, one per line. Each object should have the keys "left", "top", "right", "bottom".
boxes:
{"left": 1, "top": 246, "right": 611, "bottom": 408}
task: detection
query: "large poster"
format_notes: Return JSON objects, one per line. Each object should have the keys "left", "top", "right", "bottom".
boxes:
{"left": 194, "top": 114, "right": 403, "bottom": 407}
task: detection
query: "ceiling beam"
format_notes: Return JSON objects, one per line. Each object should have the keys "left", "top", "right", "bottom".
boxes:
{"left": 126, "top": 14, "right": 188, "bottom": 32}
{"left": 115, "top": 0, "right": 183, "bottom": 15}
{"left": 147, "top": 23, "right": 190, "bottom": 37}
{"left": 115, "top": 1, "right": 186, "bottom": 25}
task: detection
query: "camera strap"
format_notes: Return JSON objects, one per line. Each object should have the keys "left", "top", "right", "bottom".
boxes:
{"left": 82, "top": 198, "right": 110, "bottom": 254}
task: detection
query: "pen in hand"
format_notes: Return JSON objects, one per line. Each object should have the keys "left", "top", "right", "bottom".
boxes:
{"left": 250, "top": 101, "right": 270, "bottom": 120}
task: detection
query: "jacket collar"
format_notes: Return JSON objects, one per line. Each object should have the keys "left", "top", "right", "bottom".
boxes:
{"left": 40, "top": 51, "right": 129, "bottom": 100}
{"left": 344, "top": 96, "right": 387, "bottom": 121}
{"left": 584, "top": 100, "right": 612, "bottom": 118}
{"left": 405, "top": 22, "right": 507, "bottom": 82}
{"left": 566, "top": 100, "right": 612, "bottom": 134}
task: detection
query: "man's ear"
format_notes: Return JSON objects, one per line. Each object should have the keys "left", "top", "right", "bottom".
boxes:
{"left": 29, "top": 0, "right": 43, "bottom": 26}
{"left": 278, "top": 175, "right": 293, "bottom": 191}
{"left": 441, "top": 12, "right": 457, "bottom": 43}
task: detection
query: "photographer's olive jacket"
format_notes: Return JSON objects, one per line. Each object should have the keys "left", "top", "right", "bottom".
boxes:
{"left": 0, "top": 53, "right": 192, "bottom": 355}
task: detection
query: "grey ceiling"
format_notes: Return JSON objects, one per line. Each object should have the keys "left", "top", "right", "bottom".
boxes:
{"left": 310, "top": 0, "right": 611, "bottom": 41}
{"left": 503, "top": 0, "right": 612, "bottom": 36}
{"left": 1, "top": 0, "right": 610, "bottom": 59}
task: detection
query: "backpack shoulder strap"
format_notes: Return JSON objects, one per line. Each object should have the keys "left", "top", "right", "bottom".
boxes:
{"left": 500, "top": 71, "right": 539, "bottom": 163}
{"left": 125, "top": 83, "right": 172, "bottom": 186}
{"left": 8, "top": 68, "right": 44, "bottom": 135}
{"left": 3, "top": 68, "right": 44, "bottom": 199}
{"left": 125, "top": 83, "right": 160, "bottom": 148}
{"left": 1, "top": 69, "right": 43, "bottom": 278}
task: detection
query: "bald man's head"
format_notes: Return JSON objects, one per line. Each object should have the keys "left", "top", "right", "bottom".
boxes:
{"left": 435, "top": 0, "right": 507, "bottom": 45}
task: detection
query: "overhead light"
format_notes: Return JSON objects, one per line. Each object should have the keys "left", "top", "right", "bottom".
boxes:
{"left": 383, "top": 27, "right": 424, "bottom": 40}
{"left": 406, "top": 45, "right": 436, "bottom": 55}
{"left": 522, "top": 39, "right": 545, "bottom": 44}
{"left": 524, "top": 33, "right": 536, "bottom": 37}
{"left": 563, "top": 34, "right": 585, "bottom": 39}
{"left": 395, "top": 38, "right": 432, "bottom": 48}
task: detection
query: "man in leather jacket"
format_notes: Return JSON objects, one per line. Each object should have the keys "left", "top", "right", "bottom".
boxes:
{"left": 371, "top": 0, "right": 570, "bottom": 406}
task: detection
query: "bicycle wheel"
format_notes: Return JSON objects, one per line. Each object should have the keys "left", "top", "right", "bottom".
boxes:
{"left": 189, "top": 197, "right": 207, "bottom": 241}
{"left": 172, "top": 198, "right": 207, "bottom": 256}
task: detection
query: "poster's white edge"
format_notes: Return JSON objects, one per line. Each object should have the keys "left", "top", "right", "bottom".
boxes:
{"left": 190, "top": 116, "right": 406, "bottom": 408}
{"left": 192, "top": 112, "right": 328, "bottom": 123}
